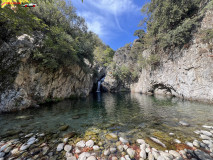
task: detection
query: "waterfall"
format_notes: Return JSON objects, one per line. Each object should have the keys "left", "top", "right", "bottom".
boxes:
{"left": 96, "top": 77, "right": 105, "bottom": 92}
{"left": 96, "top": 81, "right": 101, "bottom": 92}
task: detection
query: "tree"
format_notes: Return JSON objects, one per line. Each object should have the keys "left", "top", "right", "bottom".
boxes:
{"left": 134, "top": 29, "right": 145, "bottom": 39}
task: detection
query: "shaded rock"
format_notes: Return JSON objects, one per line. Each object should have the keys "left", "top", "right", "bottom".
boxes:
{"left": 57, "top": 143, "right": 64, "bottom": 152}
{"left": 0, "top": 152, "right": 5, "bottom": 158}
{"left": 20, "top": 144, "right": 30, "bottom": 151}
{"left": 59, "top": 125, "right": 69, "bottom": 131}
{"left": 194, "top": 149, "right": 213, "bottom": 160}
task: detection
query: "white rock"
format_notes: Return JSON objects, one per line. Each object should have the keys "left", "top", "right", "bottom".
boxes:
{"left": 0, "top": 143, "right": 10, "bottom": 152}
{"left": 127, "top": 148, "right": 135, "bottom": 158}
{"left": 117, "top": 145, "right": 123, "bottom": 152}
{"left": 66, "top": 152, "right": 73, "bottom": 157}
{"left": 157, "top": 156, "right": 166, "bottom": 160}
{"left": 11, "top": 148, "right": 19, "bottom": 155}
{"left": 104, "top": 149, "right": 110, "bottom": 156}
{"left": 202, "top": 125, "right": 213, "bottom": 129}
{"left": 140, "top": 149, "right": 146, "bottom": 159}
{"left": 87, "top": 156, "right": 96, "bottom": 160}
{"left": 75, "top": 147, "right": 81, "bottom": 154}
{"left": 140, "top": 144, "right": 146, "bottom": 150}
{"left": 169, "top": 150, "right": 181, "bottom": 157}
{"left": 20, "top": 144, "right": 30, "bottom": 151}
{"left": 148, "top": 152, "right": 154, "bottom": 160}
{"left": 111, "top": 157, "right": 118, "bottom": 160}
{"left": 108, "top": 133, "right": 118, "bottom": 139}
{"left": 79, "top": 152, "right": 90, "bottom": 160}
{"left": 193, "top": 140, "right": 200, "bottom": 148}
{"left": 185, "top": 142, "right": 193, "bottom": 147}
{"left": 200, "top": 130, "right": 212, "bottom": 137}
{"left": 119, "top": 137, "right": 128, "bottom": 144}
{"left": 137, "top": 139, "right": 145, "bottom": 144}
{"left": 160, "top": 151, "right": 173, "bottom": 159}
{"left": 63, "top": 138, "right": 69, "bottom": 143}
{"left": 110, "top": 147, "right": 117, "bottom": 153}
{"left": 39, "top": 133, "right": 45, "bottom": 137}
{"left": 25, "top": 133, "right": 33, "bottom": 138}
{"left": 174, "top": 139, "right": 182, "bottom": 143}
{"left": 169, "top": 133, "right": 175, "bottom": 136}
{"left": 194, "top": 130, "right": 201, "bottom": 134}
{"left": 152, "top": 151, "right": 160, "bottom": 159}
{"left": 123, "top": 145, "right": 128, "bottom": 150}
{"left": 200, "top": 134, "right": 211, "bottom": 140}
{"left": 57, "top": 143, "right": 64, "bottom": 152}
{"left": 27, "top": 137, "right": 37, "bottom": 145}
{"left": 67, "top": 156, "right": 77, "bottom": 160}
{"left": 125, "top": 155, "right": 131, "bottom": 160}
{"left": 150, "top": 137, "right": 166, "bottom": 148}
{"left": 146, "top": 148, "right": 151, "bottom": 153}
{"left": 0, "top": 152, "right": 5, "bottom": 158}
{"left": 202, "top": 140, "right": 212, "bottom": 145}
{"left": 64, "top": 145, "right": 72, "bottom": 152}
{"left": 93, "top": 145, "right": 99, "bottom": 151}
{"left": 120, "top": 157, "right": 126, "bottom": 160}
{"left": 86, "top": 140, "right": 94, "bottom": 148}
{"left": 76, "top": 141, "right": 86, "bottom": 148}
{"left": 179, "top": 121, "right": 190, "bottom": 126}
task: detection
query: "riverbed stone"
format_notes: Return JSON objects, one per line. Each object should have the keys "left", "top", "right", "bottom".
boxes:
{"left": 76, "top": 141, "right": 86, "bottom": 148}
{"left": 11, "top": 148, "right": 19, "bottom": 155}
{"left": 169, "top": 150, "right": 181, "bottom": 158}
{"left": 148, "top": 152, "right": 154, "bottom": 160}
{"left": 152, "top": 151, "right": 160, "bottom": 159}
{"left": 86, "top": 140, "right": 94, "bottom": 148}
{"left": 106, "top": 133, "right": 118, "bottom": 140}
{"left": 93, "top": 145, "right": 99, "bottom": 151}
{"left": 146, "top": 148, "right": 151, "bottom": 153}
{"left": 185, "top": 142, "right": 193, "bottom": 147}
{"left": 103, "top": 149, "right": 110, "bottom": 156}
{"left": 194, "top": 149, "right": 213, "bottom": 160}
{"left": 4, "top": 146, "right": 12, "bottom": 153}
{"left": 126, "top": 148, "right": 135, "bottom": 158}
{"left": 200, "top": 130, "right": 212, "bottom": 137}
{"left": 0, "top": 143, "right": 11, "bottom": 152}
{"left": 193, "top": 140, "right": 200, "bottom": 148}
{"left": 64, "top": 145, "right": 72, "bottom": 152}
{"left": 117, "top": 145, "right": 123, "bottom": 152}
{"left": 137, "top": 139, "right": 145, "bottom": 144}
{"left": 27, "top": 137, "right": 37, "bottom": 145}
{"left": 79, "top": 152, "right": 90, "bottom": 160}
{"left": 75, "top": 147, "right": 81, "bottom": 154}
{"left": 20, "top": 143, "right": 30, "bottom": 151}
{"left": 202, "top": 125, "right": 213, "bottom": 129}
{"left": 140, "top": 149, "right": 146, "bottom": 159}
{"left": 42, "top": 146, "right": 49, "bottom": 155}
{"left": 179, "top": 121, "right": 190, "bottom": 127}
{"left": 57, "top": 143, "right": 64, "bottom": 152}
{"left": 119, "top": 137, "right": 128, "bottom": 144}
{"left": 67, "top": 156, "right": 77, "bottom": 160}
{"left": 87, "top": 156, "right": 96, "bottom": 160}
{"left": 110, "top": 147, "right": 117, "bottom": 153}
{"left": 59, "top": 125, "right": 69, "bottom": 131}
{"left": 0, "top": 152, "right": 5, "bottom": 158}
{"left": 200, "top": 134, "right": 211, "bottom": 140}
{"left": 174, "top": 139, "right": 181, "bottom": 144}
{"left": 123, "top": 145, "right": 128, "bottom": 150}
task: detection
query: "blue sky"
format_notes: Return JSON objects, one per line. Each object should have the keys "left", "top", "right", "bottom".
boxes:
{"left": 71, "top": 0, "right": 148, "bottom": 50}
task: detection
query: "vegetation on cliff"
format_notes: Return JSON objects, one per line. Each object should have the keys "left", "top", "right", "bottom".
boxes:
{"left": 0, "top": 0, "right": 112, "bottom": 71}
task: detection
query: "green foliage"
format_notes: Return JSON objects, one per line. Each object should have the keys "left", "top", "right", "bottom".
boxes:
{"left": 138, "top": 54, "right": 160, "bottom": 69}
{"left": 94, "top": 41, "right": 115, "bottom": 67}
{"left": 200, "top": 29, "right": 213, "bottom": 43}
{"left": 140, "top": 0, "right": 205, "bottom": 49}
{"left": 134, "top": 29, "right": 145, "bottom": 39}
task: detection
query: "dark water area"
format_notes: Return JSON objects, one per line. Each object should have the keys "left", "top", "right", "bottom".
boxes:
{"left": 0, "top": 93, "right": 213, "bottom": 145}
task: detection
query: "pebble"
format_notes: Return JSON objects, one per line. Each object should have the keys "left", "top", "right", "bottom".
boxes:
{"left": 152, "top": 151, "right": 160, "bottom": 159}
{"left": 4, "top": 146, "right": 12, "bottom": 153}
{"left": 140, "top": 143, "right": 146, "bottom": 150}
{"left": 202, "top": 125, "right": 213, "bottom": 129}
{"left": 11, "top": 148, "right": 19, "bottom": 155}
{"left": 119, "top": 137, "right": 128, "bottom": 144}
{"left": 0, "top": 152, "right": 5, "bottom": 158}
{"left": 103, "top": 149, "right": 110, "bottom": 156}
{"left": 137, "top": 139, "right": 145, "bottom": 144}
{"left": 76, "top": 141, "right": 86, "bottom": 148}
{"left": 117, "top": 145, "right": 123, "bottom": 152}
{"left": 179, "top": 121, "right": 190, "bottom": 126}
{"left": 20, "top": 143, "right": 30, "bottom": 151}
{"left": 111, "top": 157, "right": 118, "bottom": 160}
{"left": 75, "top": 147, "right": 81, "bottom": 154}
{"left": 86, "top": 140, "right": 94, "bottom": 148}
{"left": 150, "top": 137, "right": 166, "bottom": 148}
{"left": 63, "top": 138, "right": 69, "bottom": 143}
{"left": 64, "top": 145, "right": 72, "bottom": 152}
{"left": 126, "top": 148, "right": 135, "bottom": 158}
{"left": 93, "top": 145, "right": 99, "bottom": 151}
{"left": 194, "top": 149, "right": 213, "bottom": 160}
{"left": 42, "top": 146, "right": 49, "bottom": 155}
{"left": 67, "top": 156, "right": 77, "bottom": 160}
{"left": 148, "top": 152, "right": 154, "bottom": 160}
{"left": 185, "top": 142, "right": 193, "bottom": 147}
{"left": 0, "top": 143, "right": 11, "bottom": 152}
{"left": 123, "top": 145, "right": 128, "bottom": 150}
{"left": 200, "top": 134, "right": 211, "bottom": 140}
{"left": 193, "top": 140, "right": 200, "bottom": 148}
{"left": 200, "top": 130, "right": 212, "bottom": 137}
{"left": 146, "top": 148, "right": 151, "bottom": 153}
{"left": 57, "top": 143, "right": 64, "bottom": 152}
{"left": 120, "top": 157, "right": 126, "bottom": 160}
{"left": 108, "top": 133, "right": 118, "bottom": 139}
{"left": 79, "top": 152, "right": 91, "bottom": 160}
{"left": 140, "top": 149, "right": 146, "bottom": 159}
{"left": 169, "top": 150, "right": 181, "bottom": 158}
{"left": 125, "top": 155, "right": 131, "bottom": 160}
{"left": 27, "top": 137, "right": 37, "bottom": 145}
{"left": 25, "top": 133, "right": 33, "bottom": 138}
{"left": 157, "top": 156, "right": 166, "bottom": 160}
{"left": 110, "top": 147, "right": 117, "bottom": 153}
{"left": 194, "top": 130, "right": 201, "bottom": 134}
{"left": 66, "top": 152, "right": 73, "bottom": 157}
{"left": 160, "top": 151, "right": 173, "bottom": 159}
{"left": 169, "top": 133, "right": 175, "bottom": 136}
{"left": 87, "top": 156, "right": 96, "bottom": 160}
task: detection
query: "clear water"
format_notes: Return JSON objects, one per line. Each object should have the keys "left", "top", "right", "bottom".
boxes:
{"left": 1, "top": 93, "right": 213, "bottom": 148}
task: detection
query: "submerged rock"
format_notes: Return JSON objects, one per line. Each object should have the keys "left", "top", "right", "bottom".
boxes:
{"left": 59, "top": 125, "right": 69, "bottom": 131}
{"left": 149, "top": 137, "right": 166, "bottom": 148}
{"left": 179, "top": 121, "right": 190, "bottom": 127}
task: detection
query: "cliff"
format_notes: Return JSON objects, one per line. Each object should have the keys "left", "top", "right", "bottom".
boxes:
{"left": 104, "top": 8, "right": 213, "bottom": 103}
{"left": 0, "top": 33, "right": 95, "bottom": 112}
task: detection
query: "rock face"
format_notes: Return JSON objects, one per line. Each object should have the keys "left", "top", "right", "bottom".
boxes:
{"left": 0, "top": 33, "right": 95, "bottom": 112}
{"left": 105, "top": 9, "right": 213, "bottom": 103}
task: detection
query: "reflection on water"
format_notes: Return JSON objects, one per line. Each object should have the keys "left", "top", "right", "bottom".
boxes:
{"left": 0, "top": 93, "right": 213, "bottom": 141}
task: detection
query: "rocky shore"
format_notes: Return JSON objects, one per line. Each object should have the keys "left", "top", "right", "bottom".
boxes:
{"left": 0, "top": 124, "right": 213, "bottom": 160}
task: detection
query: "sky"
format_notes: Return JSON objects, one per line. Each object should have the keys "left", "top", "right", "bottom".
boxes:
{"left": 71, "top": 0, "right": 148, "bottom": 50}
